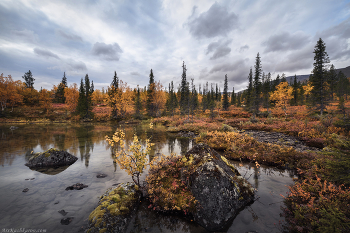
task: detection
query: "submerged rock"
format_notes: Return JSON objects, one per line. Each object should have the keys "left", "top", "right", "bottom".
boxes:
{"left": 61, "top": 217, "right": 73, "bottom": 225}
{"left": 96, "top": 173, "right": 107, "bottom": 178}
{"left": 185, "top": 143, "right": 255, "bottom": 231}
{"left": 66, "top": 183, "right": 88, "bottom": 191}
{"left": 85, "top": 182, "right": 141, "bottom": 233}
{"left": 25, "top": 148, "right": 78, "bottom": 168}
{"left": 58, "top": 210, "right": 68, "bottom": 216}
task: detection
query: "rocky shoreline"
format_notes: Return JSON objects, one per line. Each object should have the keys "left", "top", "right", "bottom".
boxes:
{"left": 240, "top": 130, "right": 322, "bottom": 152}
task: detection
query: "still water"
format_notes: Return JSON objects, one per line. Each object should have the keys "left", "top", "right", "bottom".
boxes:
{"left": 0, "top": 123, "right": 295, "bottom": 233}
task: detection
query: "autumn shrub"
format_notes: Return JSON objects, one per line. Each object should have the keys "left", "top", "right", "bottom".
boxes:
{"left": 92, "top": 106, "right": 111, "bottom": 121}
{"left": 105, "top": 129, "right": 153, "bottom": 187}
{"left": 281, "top": 168, "right": 350, "bottom": 232}
{"left": 146, "top": 154, "right": 197, "bottom": 214}
{"left": 196, "top": 131, "right": 316, "bottom": 169}
{"left": 227, "top": 117, "right": 343, "bottom": 142}
{"left": 309, "top": 150, "right": 350, "bottom": 187}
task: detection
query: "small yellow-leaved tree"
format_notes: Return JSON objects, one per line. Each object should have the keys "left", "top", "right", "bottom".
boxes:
{"left": 105, "top": 124, "right": 154, "bottom": 187}
{"left": 270, "top": 81, "right": 293, "bottom": 116}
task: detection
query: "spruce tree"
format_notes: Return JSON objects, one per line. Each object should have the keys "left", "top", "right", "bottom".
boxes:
{"left": 209, "top": 84, "right": 215, "bottom": 119}
{"left": 231, "top": 87, "right": 236, "bottom": 106}
{"left": 84, "top": 74, "right": 93, "bottom": 118}
{"left": 337, "top": 71, "right": 350, "bottom": 100}
{"left": 310, "top": 38, "right": 330, "bottom": 115}
{"left": 281, "top": 73, "right": 287, "bottom": 83}
{"left": 190, "top": 78, "right": 198, "bottom": 120}
{"left": 109, "top": 71, "right": 119, "bottom": 119}
{"left": 222, "top": 74, "right": 229, "bottom": 110}
{"left": 246, "top": 68, "right": 253, "bottom": 111}
{"left": 253, "top": 53, "right": 262, "bottom": 114}
{"left": 262, "top": 72, "right": 271, "bottom": 111}
{"left": 202, "top": 82, "right": 209, "bottom": 112}
{"left": 327, "top": 64, "right": 337, "bottom": 101}
{"left": 166, "top": 81, "right": 177, "bottom": 116}
{"left": 77, "top": 78, "right": 86, "bottom": 116}
{"left": 134, "top": 86, "right": 143, "bottom": 119}
{"left": 179, "top": 61, "right": 189, "bottom": 115}
{"left": 55, "top": 72, "right": 68, "bottom": 103}
{"left": 292, "top": 75, "right": 298, "bottom": 105}
{"left": 62, "top": 72, "right": 67, "bottom": 86}
{"left": 147, "top": 69, "right": 155, "bottom": 117}
{"left": 22, "top": 70, "right": 35, "bottom": 88}
{"left": 237, "top": 93, "right": 241, "bottom": 107}
{"left": 273, "top": 74, "right": 280, "bottom": 91}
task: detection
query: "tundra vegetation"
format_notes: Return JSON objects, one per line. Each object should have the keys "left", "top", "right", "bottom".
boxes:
{"left": 1, "top": 38, "right": 350, "bottom": 232}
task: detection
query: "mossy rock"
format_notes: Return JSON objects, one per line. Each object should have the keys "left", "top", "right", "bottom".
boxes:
{"left": 184, "top": 143, "right": 255, "bottom": 231}
{"left": 147, "top": 143, "right": 255, "bottom": 232}
{"left": 25, "top": 148, "right": 77, "bottom": 168}
{"left": 85, "top": 182, "right": 141, "bottom": 233}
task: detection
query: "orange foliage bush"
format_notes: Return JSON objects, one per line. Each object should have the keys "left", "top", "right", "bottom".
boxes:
{"left": 196, "top": 131, "right": 316, "bottom": 169}
{"left": 146, "top": 154, "right": 197, "bottom": 214}
{"left": 282, "top": 168, "right": 350, "bottom": 232}
{"left": 92, "top": 106, "right": 111, "bottom": 121}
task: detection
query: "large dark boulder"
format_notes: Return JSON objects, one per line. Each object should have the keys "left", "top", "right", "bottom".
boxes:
{"left": 185, "top": 143, "right": 255, "bottom": 231}
{"left": 25, "top": 148, "right": 78, "bottom": 168}
{"left": 85, "top": 182, "right": 141, "bottom": 233}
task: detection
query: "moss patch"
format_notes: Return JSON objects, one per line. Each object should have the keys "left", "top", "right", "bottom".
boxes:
{"left": 88, "top": 183, "right": 139, "bottom": 229}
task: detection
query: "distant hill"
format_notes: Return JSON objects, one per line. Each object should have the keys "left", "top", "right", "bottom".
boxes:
{"left": 287, "top": 66, "right": 350, "bottom": 83}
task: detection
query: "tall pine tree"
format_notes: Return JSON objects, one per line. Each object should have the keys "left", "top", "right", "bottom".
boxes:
{"left": 134, "top": 86, "right": 143, "bottom": 119}
{"left": 77, "top": 74, "right": 94, "bottom": 118}
{"left": 253, "top": 53, "right": 262, "bottom": 114}
{"left": 231, "top": 87, "right": 236, "bottom": 106}
{"left": 77, "top": 78, "right": 86, "bottom": 116}
{"left": 246, "top": 68, "right": 253, "bottom": 111}
{"left": 310, "top": 38, "right": 330, "bottom": 115}
{"left": 147, "top": 69, "right": 155, "bottom": 117}
{"left": 109, "top": 71, "right": 119, "bottom": 119}
{"left": 222, "top": 74, "right": 229, "bottom": 110}
{"left": 327, "top": 64, "right": 337, "bottom": 101}
{"left": 22, "top": 70, "right": 35, "bottom": 88}
{"left": 179, "top": 61, "right": 189, "bottom": 115}
{"left": 292, "top": 75, "right": 298, "bottom": 106}
{"left": 55, "top": 72, "right": 67, "bottom": 103}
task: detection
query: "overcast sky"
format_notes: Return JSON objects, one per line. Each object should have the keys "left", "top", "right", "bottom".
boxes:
{"left": 1, "top": 0, "right": 350, "bottom": 92}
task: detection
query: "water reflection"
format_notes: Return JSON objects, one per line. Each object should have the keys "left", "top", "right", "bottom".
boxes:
{"left": 0, "top": 123, "right": 295, "bottom": 233}
{"left": 29, "top": 165, "right": 71, "bottom": 175}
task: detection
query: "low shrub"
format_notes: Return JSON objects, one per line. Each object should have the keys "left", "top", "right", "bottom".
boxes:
{"left": 196, "top": 131, "right": 316, "bottom": 169}
{"left": 282, "top": 168, "right": 350, "bottom": 232}
{"left": 146, "top": 154, "right": 197, "bottom": 214}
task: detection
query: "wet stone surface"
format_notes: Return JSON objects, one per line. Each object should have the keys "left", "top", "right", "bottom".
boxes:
{"left": 241, "top": 130, "right": 322, "bottom": 152}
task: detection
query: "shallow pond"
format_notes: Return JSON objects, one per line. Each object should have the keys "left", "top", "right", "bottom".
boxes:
{"left": 0, "top": 123, "right": 295, "bottom": 233}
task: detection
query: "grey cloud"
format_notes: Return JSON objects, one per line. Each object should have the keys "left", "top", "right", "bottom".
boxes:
{"left": 274, "top": 45, "right": 314, "bottom": 73}
{"left": 66, "top": 59, "right": 87, "bottom": 72}
{"left": 187, "top": 2, "right": 239, "bottom": 39}
{"left": 263, "top": 31, "right": 310, "bottom": 53}
{"left": 209, "top": 60, "right": 245, "bottom": 74}
{"left": 91, "top": 42, "right": 123, "bottom": 61}
{"left": 57, "top": 29, "right": 83, "bottom": 41}
{"left": 12, "top": 29, "right": 38, "bottom": 43}
{"left": 34, "top": 48, "right": 60, "bottom": 59}
{"left": 206, "top": 39, "right": 232, "bottom": 60}
{"left": 316, "top": 19, "right": 350, "bottom": 61}
{"left": 210, "top": 47, "right": 231, "bottom": 60}
{"left": 130, "top": 72, "right": 140, "bottom": 76}
{"left": 239, "top": 45, "right": 249, "bottom": 53}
